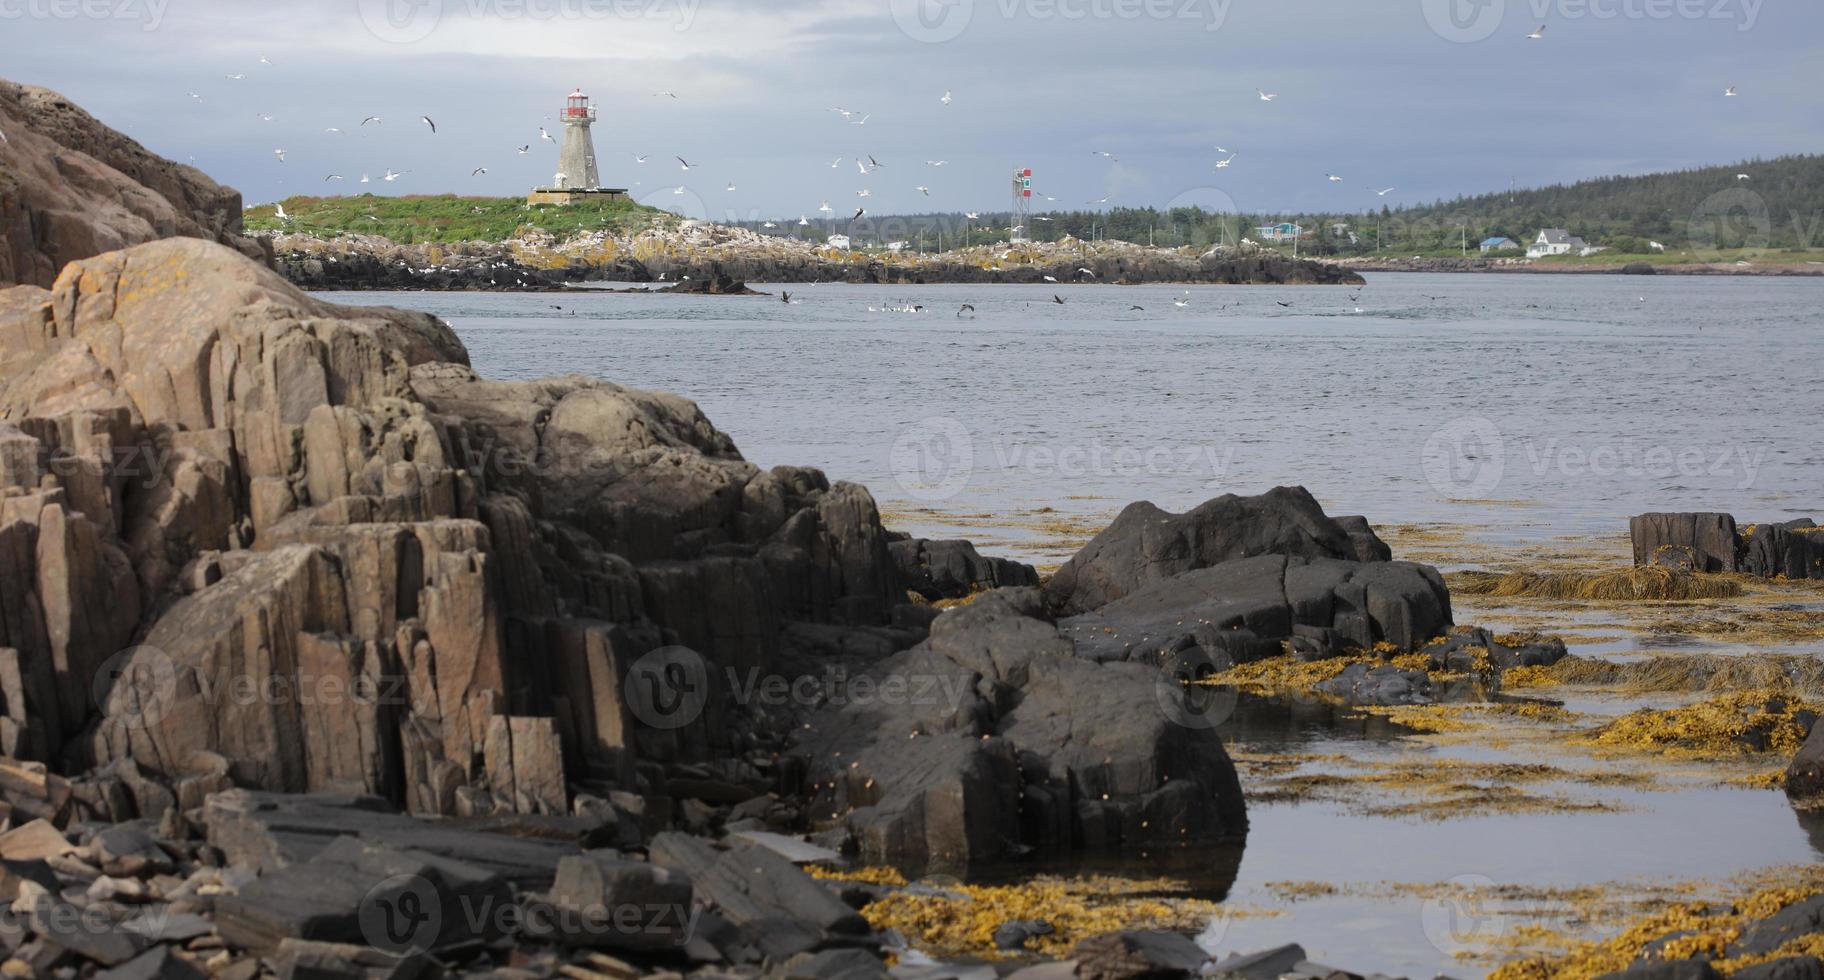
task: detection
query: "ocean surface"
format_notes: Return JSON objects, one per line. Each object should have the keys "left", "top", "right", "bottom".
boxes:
{"left": 328, "top": 272, "right": 1824, "bottom": 563}
{"left": 322, "top": 273, "right": 1824, "bottom": 976}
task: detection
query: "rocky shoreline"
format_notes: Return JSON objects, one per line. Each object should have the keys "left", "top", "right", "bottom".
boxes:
{"left": 266, "top": 229, "right": 1365, "bottom": 292}
{"left": 5, "top": 76, "right": 1824, "bottom": 980}
{"left": 1330, "top": 255, "right": 1824, "bottom": 276}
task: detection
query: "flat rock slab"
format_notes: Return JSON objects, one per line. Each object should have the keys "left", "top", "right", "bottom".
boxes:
{"left": 205, "top": 790, "right": 576, "bottom": 889}
{"left": 649, "top": 832, "right": 867, "bottom": 936}
{"left": 214, "top": 835, "right": 511, "bottom": 955}
{"left": 92, "top": 945, "right": 208, "bottom": 980}
{"left": 727, "top": 830, "right": 843, "bottom": 865}
{"left": 1073, "top": 929, "right": 1210, "bottom": 979}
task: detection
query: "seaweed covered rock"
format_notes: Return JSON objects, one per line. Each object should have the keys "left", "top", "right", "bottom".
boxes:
{"left": 1788, "top": 721, "right": 1824, "bottom": 801}
{"left": 1629, "top": 511, "right": 1824, "bottom": 580}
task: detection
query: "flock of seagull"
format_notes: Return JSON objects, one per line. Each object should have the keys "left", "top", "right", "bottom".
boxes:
{"left": 198, "top": 29, "right": 1754, "bottom": 244}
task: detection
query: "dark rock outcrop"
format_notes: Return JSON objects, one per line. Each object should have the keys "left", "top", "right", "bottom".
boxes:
{"left": 889, "top": 535, "right": 1041, "bottom": 601}
{"left": 1630, "top": 511, "right": 1824, "bottom": 580}
{"left": 1044, "top": 487, "right": 1391, "bottom": 616}
{"left": 0, "top": 78, "right": 267, "bottom": 288}
{"left": 1059, "top": 552, "right": 1451, "bottom": 666}
{"left": 791, "top": 589, "right": 1247, "bottom": 873}
{"left": 1788, "top": 720, "right": 1824, "bottom": 801}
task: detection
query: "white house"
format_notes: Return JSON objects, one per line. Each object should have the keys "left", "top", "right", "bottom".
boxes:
{"left": 1527, "top": 229, "right": 1590, "bottom": 258}
{"left": 825, "top": 234, "right": 852, "bottom": 249}
{"left": 1254, "top": 222, "right": 1304, "bottom": 242}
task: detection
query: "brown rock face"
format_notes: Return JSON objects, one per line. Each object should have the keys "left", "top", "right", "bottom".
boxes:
{"left": 0, "top": 237, "right": 913, "bottom": 818}
{"left": 0, "top": 78, "right": 269, "bottom": 289}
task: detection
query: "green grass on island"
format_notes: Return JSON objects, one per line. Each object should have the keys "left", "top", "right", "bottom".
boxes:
{"left": 244, "top": 194, "right": 674, "bottom": 243}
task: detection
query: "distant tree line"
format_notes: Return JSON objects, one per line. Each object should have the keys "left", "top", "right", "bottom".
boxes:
{"left": 730, "top": 154, "right": 1824, "bottom": 255}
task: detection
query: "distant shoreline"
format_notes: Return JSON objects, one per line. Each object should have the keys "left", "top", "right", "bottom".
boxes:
{"left": 1333, "top": 256, "right": 1824, "bottom": 277}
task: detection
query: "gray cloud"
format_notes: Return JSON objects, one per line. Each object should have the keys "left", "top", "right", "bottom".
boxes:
{"left": 4, "top": 0, "right": 1817, "bottom": 217}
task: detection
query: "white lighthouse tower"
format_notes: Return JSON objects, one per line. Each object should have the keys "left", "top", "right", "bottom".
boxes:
{"left": 556, "top": 88, "right": 599, "bottom": 189}
{"left": 528, "top": 88, "right": 627, "bottom": 205}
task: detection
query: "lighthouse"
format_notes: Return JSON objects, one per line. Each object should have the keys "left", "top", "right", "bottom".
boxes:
{"left": 557, "top": 88, "right": 599, "bottom": 189}
{"left": 528, "top": 88, "right": 628, "bottom": 205}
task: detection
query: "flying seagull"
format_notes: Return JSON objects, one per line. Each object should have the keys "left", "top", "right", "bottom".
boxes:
{"left": 225, "top": 73, "right": 245, "bottom": 80}
{"left": 673, "top": 185, "right": 686, "bottom": 195}
{"left": 1376, "top": 187, "right": 1396, "bottom": 196}
{"left": 965, "top": 212, "right": 979, "bottom": 219}
{"left": 852, "top": 207, "right": 865, "bottom": 220}
{"left": 1216, "top": 154, "right": 1236, "bottom": 169}
{"left": 819, "top": 201, "right": 833, "bottom": 213}
{"left": 517, "top": 145, "right": 530, "bottom": 154}
{"left": 957, "top": 304, "right": 975, "bottom": 317}
{"left": 1724, "top": 86, "right": 1738, "bottom": 97}
{"left": 259, "top": 55, "right": 274, "bottom": 65}
{"left": 941, "top": 90, "right": 953, "bottom": 105}
{"left": 471, "top": 167, "right": 487, "bottom": 176}
{"left": 273, "top": 148, "right": 287, "bottom": 162}
{"left": 361, "top": 116, "right": 382, "bottom": 126}
{"left": 677, "top": 156, "right": 694, "bottom": 171}
{"left": 1053, "top": 295, "right": 1065, "bottom": 305}
{"left": 1326, "top": 173, "right": 1343, "bottom": 182}
{"left": 1737, "top": 173, "right": 1752, "bottom": 181}
{"left": 1092, "top": 150, "right": 1118, "bottom": 161}
{"left": 1526, "top": 24, "right": 1545, "bottom": 38}
{"left": 1256, "top": 88, "right": 1277, "bottom": 101}
{"left": 324, "top": 174, "right": 343, "bottom": 181}
{"left": 421, "top": 116, "right": 437, "bottom": 133}
{"left": 383, "top": 169, "right": 407, "bottom": 181}
{"left": 726, "top": 182, "right": 737, "bottom": 191}
{"left": 916, "top": 186, "right": 930, "bottom": 196}
{"left": 634, "top": 154, "right": 649, "bottom": 164}
{"left": 274, "top": 203, "right": 290, "bottom": 222}
{"left": 325, "top": 127, "right": 344, "bottom": 134}
{"left": 653, "top": 91, "right": 679, "bottom": 99}
{"left": 540, "top": 128, "right": 556, "bottom": 142}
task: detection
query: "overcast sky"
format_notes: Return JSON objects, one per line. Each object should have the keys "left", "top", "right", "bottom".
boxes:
{"left": 7, "top": 0, "right": 1819, "bottom": 219}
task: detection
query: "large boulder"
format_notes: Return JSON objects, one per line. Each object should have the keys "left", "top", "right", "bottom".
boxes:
{"left": 889, "top": 535, "right": 1041, "bottom": 601}
{"left": 1788, "top": 721, "right": 1824, "bottom": 801}
{"left": 0, "top": 78, "right": 267, "bottom": 289}
{"left": 1629, "top": 512, "right": 1824, "bottom": 580}
{"left": 1059, "top": 553, "right": 1452, "bottom": 665}
{"left": 1043, "top": 487, "right": 1389, "bottom": 616}
{"left": 1629, "top": 513, "right": 1739, "bottom": 573}
{"left": 792, "top": 590, "right": 1247, "bottom": 872}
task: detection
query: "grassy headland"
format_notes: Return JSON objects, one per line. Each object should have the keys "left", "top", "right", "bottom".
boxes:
{"left": 244, "top": 194, "right": 671, "bottom": 243}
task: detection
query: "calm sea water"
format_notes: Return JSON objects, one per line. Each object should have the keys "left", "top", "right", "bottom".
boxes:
{"left": 329, "top": 272, "right": 1824, "bottom": 561}
{"left": 324, "top": 273, "right": 1824, "bottom": 976}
